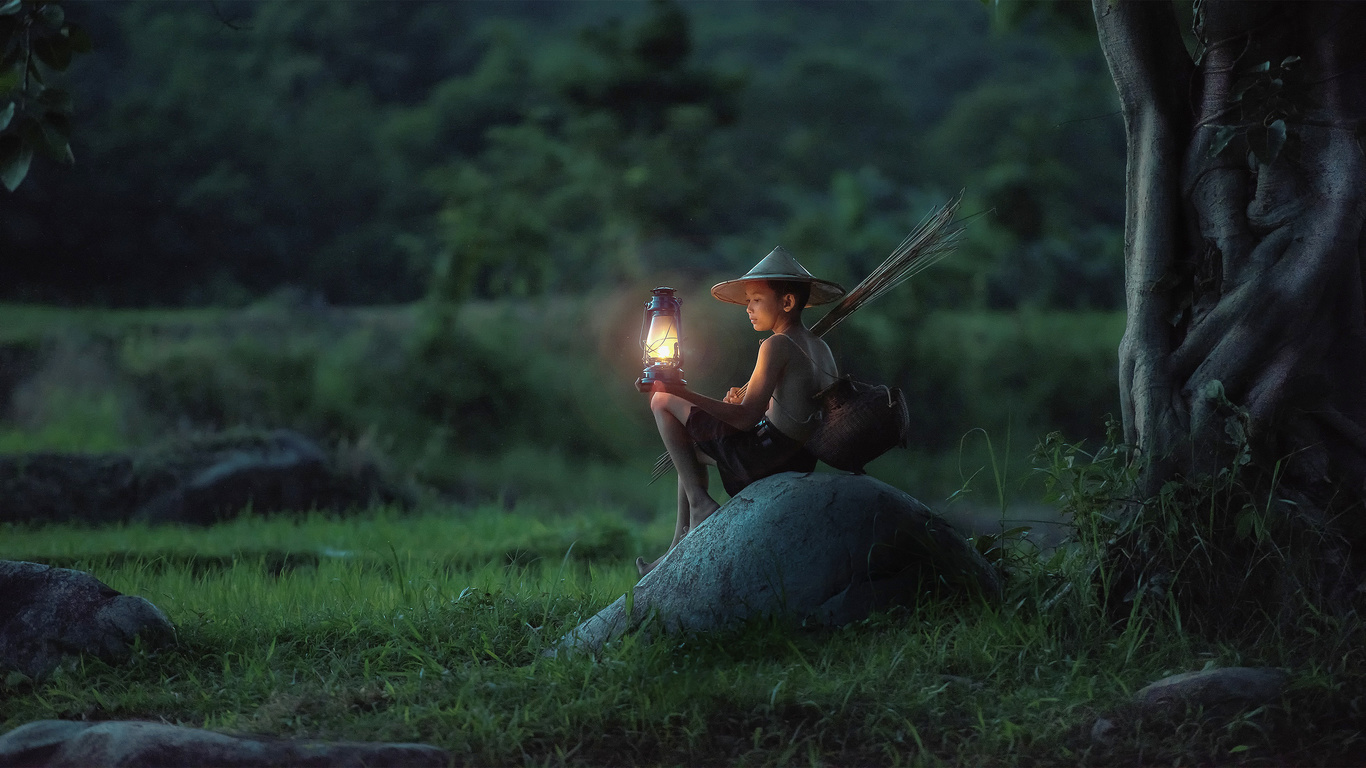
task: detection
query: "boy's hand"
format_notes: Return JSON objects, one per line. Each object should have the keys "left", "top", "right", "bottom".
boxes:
{"left": 723, "top": 387, "right": 743, "bottom": 404}
{"left": 636, "top": 378, "right": 687, "bottom": 396}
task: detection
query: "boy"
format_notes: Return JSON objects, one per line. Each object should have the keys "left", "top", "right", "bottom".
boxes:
{"left": 637, "top": 247, "right": 844, "bottom": 576}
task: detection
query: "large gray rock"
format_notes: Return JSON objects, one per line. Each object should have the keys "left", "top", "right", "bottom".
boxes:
{"left": 555, "top": 472, "right": 1000, "bottom": 655}
{"left": 0, "top": 720, "right": 450, "bottom": 768}
{"left": 0, "top": 561, "right": 174, "bottom": 680}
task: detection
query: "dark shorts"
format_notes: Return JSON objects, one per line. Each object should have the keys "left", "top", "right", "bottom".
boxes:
{"left": 686, "top": 409, "right": 817, "bottom": 496}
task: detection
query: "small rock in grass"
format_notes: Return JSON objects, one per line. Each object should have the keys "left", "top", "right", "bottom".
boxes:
{"left": 0, "top": 720, "right": 450, "bottom": 768}
{"left": 554, "top": 472, "right": 1001, "bottom": 655}
{"left": 0, "top": 561, "right": 174, "bottom": 681}
{"left": 1090, "top": 717, "right": 1115, "bottom": 744}
{"left": 1134, "top": 667, "right": 1288, "bottom": 715}
{"left": 937, "top": 675, "right": 984, "bottom": 691}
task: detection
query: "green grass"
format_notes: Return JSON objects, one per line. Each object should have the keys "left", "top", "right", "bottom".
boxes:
{"left": 0, "top": 391, "right": 128, "bottom": 453}
{"left": 1, "top": 300, "right": 1360, "bottom": 762}
{"left": 2, "top": 504, "right": 1362, "bottom": 766}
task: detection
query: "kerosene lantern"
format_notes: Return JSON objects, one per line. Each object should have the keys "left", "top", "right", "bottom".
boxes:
{"left": 638, "top": 287, "right": 685, "bottom": 390}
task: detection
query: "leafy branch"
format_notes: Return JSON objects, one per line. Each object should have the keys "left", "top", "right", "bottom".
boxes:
{"left": 1207, "top": 55, "right": 1307, "bottom": 167}
{"left": 0, "top": 0, "right": 88, "bottom": 191}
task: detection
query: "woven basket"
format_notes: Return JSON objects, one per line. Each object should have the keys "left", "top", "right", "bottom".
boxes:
{"left": 805, "top": 377, "right": 910, "bottom": 472}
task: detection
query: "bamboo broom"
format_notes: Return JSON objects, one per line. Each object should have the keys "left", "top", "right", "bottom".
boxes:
{"left": 649, "top": 190, "right": 968, "bottom": 484}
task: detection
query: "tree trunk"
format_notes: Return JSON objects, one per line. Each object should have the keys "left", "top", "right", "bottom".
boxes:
{"left": 1092, "top": 0, "right": 1366, "bottom": 618}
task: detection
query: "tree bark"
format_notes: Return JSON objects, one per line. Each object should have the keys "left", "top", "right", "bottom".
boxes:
{"left": 1093, "top": 0, "right": 1366, "bottom": 610}
{"left": 1093, "top": 0, "right": 1194, "bottom": 494}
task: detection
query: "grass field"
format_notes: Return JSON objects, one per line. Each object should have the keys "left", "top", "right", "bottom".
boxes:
{"left": 2, "top": 300, "right": 1361, "bottom": 763}
{"left": 3, "top": 502, "right": 1362, "bottom": 766}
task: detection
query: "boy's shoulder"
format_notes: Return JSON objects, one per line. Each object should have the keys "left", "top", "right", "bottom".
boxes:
{"left": 759, "top": 332, "right": 800, "bottom": 353}
{"left": 760, "top": 330, "right": 821, "bottom": 359}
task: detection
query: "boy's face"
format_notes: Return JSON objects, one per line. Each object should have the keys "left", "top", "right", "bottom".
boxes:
{"left": 743, "top": 283, "right": 791, "bottom": 332}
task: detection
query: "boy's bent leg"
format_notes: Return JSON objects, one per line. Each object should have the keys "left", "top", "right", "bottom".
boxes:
{"left": 650, "top": 393, "right": 718, "bottom": 513}
{"left": 638, "top": 393, "right": 719, "bottom": 566}
{"left": 636, "top": 477, "right": 691, "bottom": 577}
{"left": 671, "top": 476, "right": 690, "bottom": 548}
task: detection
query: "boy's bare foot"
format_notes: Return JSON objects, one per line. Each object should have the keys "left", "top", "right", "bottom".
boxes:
{"left": 637, "top": 555, "right": 669, "bottom": 577}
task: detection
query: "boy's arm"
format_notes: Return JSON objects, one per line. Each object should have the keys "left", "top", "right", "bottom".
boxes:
{"left": 654, "top": 335, "right": 791, "bottom": 430}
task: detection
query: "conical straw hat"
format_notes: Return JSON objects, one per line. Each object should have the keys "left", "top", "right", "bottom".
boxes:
{"left": 710, "top": 246, "right": 846, "bottom": 307}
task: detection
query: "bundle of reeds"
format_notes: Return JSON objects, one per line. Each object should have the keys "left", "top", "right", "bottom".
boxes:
{"left": 809, "top": 190, "right": 964, "bottom": 336}
{"left": 649, "top": 191, "right": 968, "bottom": 484}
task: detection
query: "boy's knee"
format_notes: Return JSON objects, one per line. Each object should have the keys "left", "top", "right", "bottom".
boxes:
{"left": 650, "top": 392, "right": 672, "bottom": 414}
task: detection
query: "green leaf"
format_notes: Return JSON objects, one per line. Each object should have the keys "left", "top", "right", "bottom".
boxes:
{"left": 0, "top": 133, "right": 33, "bottom": 191}
{"left": 1230, "top": 78, "right": 1257, "bottom": 102}
{"left": 1224, "top": 413, "right": 1246, "bottom": 445}
{"left": 1264, "top": 118, "right": 1287, "bottom": 164}
{"left": 1247, "top": 119, "right": 1287, "bottom": 166}
{"left": 1202, "top": 379, "right": 1225, "bottom": 402}
{"left": 39, "top": 116, "right": 71, "bottom": 163}
{"left": 17, "top": 112, "right": 40, "bottom": 143}
{"left": 0, "top": 101, "right": 12, "bottom": 131}
{"left": 33, "top": 35, "right": 72, "bottom": 71}
{"left": 41, "top": 109, "right": 68, "bottom": 135}
{"left": 1208, "top": 124, "right": 1238, "bottom": 158}
{"left": 38, "top": 3, "right": 63, "bottom": 28}
{"left": 1280, "top": 55, "right": 1301, "bottom": 68}
{"left": 0, "top": 63, "right": 20, "bottom": 94}
{"left": 41, "top": 109, "right": 66, "bottom": 132}
{"left": 1246, "top": 60, "right": 1270, "bottom": 73}
{"left": 41, "top": 133, "right": 71, "bottom": 163}
{"left": 0, "top": 0, "right": 21, "bottom": 16}
{"left": 37, "top": 86, "right": 70, "bottom": 113}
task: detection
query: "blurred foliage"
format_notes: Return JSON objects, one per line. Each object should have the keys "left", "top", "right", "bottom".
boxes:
{"left": 428, "top": 2, "right": 745, "bottom": 300}
{"left": 0, "top": 0, "right": 89, "bottom": 191}
{"left": 0, "top": 297, "right": 1122, "bottom": 507}
{"left": 1, "top": 0, "right": 1123, "bottom": 311}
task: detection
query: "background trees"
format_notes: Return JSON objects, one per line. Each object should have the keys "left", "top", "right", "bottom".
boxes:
{"left": 1, "top": 0, "right": 1125, "bottom": 312}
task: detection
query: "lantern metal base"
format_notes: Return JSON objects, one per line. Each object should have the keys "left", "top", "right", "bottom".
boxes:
{"left": 638, "top": 365, "right": 685, "bottom": 392}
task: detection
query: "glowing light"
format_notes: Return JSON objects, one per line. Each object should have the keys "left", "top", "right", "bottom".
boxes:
{"left": 645, "top": 314, "right": 680, "bottom": 362}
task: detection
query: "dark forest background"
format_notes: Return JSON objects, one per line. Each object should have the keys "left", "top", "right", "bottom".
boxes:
{"left": 1, "top": 0, "right": 1128, "bottom": 509}
{"left": 3, "top": 0, "right": 1123, "bottom": 310}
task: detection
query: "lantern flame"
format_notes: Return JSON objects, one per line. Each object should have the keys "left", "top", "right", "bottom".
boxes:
{"left": 644, "top": 314, "right": 680, "bottom": 362}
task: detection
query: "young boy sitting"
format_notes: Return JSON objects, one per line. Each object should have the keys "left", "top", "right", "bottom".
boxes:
{"left": 637, "top": 247, "right": 844, "bottom": 577}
